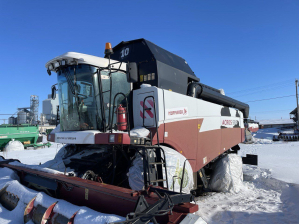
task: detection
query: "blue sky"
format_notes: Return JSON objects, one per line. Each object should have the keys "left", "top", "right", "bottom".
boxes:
{"left": 0, "top": 0, "right": 298, "bottom": 122}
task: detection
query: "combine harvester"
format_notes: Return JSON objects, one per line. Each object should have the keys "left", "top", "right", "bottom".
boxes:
{"left": 0, "top": 39, "right": 257, "bottom": 223}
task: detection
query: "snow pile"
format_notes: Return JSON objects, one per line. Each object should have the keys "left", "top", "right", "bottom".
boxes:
{"left": 209, "top": 154, "right": 243, "bottom": 193}
{"left": 0, "top": 142, "right": 64, "bottom": 165}
{"left": 130, "top": 126, "right": 150, "bottom": 137}
{"left": 252, "top": 136, "right": 273, "bottom": 144}
{"left": 4, "top": 140, "right": 24, "bottom": 152}
{"left": 128, "top": 146, "right": 194, "bottom": 193}
{"left": 196, "top": 165, "right": 299, "bottom": 224}
{"left": 0, "top": 167, "right": 125, "bottom": 223}
{"left": 4, "top": 145, "right": 108, "bottom": 176}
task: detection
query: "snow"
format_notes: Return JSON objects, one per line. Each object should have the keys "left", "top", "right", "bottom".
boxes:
{"left": 0, "top": 148, "right": 125, "bottom": 223}
{"left": 0, "top": 172, "right": 125, "bottom": 224}
{"left": 196, "top": 168, "right": 299, "bottom": 223}
{"left": 129, "top": 126, "right": 150, "bottom": 137}
{"left": 3, "top": 140, "right": 24, "bottom": 152}
{"left": 1, "top": 127, "right": 299, "bottom": 223}
{"left": 195, "top": 128, "right": 299, "bottom": 223}
{"left": 0, "top": 142, "right": 63, "bottom": 165}
{"left": 240, "top": 128, "right": 299, "bottom": 185}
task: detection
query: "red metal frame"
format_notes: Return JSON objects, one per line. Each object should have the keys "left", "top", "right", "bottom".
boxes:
{"left": 95, "top": 133, "right": 131, "bottom": 145}
{"left": 1, "top": 163, "right": 198, "bottom": 223}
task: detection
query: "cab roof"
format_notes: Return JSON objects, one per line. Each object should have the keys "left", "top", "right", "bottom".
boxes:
{"left": 46, "top": 52, "right": 127, "bottom": 72}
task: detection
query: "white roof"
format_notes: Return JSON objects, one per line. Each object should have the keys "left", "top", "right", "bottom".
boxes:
{"left": 45, "top": 52, "right": 127, "bottom": 72}
{"left": 258, "top": 119, "right": 295, "bottom": 125}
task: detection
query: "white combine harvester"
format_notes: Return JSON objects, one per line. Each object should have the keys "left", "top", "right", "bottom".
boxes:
{"left": 0, "top": 39, "right": 257, "bottom": 224}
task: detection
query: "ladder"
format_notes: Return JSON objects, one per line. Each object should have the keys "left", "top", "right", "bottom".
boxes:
{"left": 140, "top": 96, "right": 169, "bottom": 189}
{"left": 141, "top": 146, "right": 169, "bottom": 190}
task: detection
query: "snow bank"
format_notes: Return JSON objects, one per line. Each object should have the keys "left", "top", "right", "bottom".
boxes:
{"left": 209, "top": 154, "right": 243, "bottom": 193}
{"left": 4, "top": 145, "right": 107, "bottom": 176}
{"left": 4, "top": 140, "right": 24, "bottom": 152}
{"left": 128, "top": 146, "right": 194, "bottom": 193}
{"left": 197, "top": 164, "right": 299, "bottom": 224}
{"left": 0, "top": 142, "right": 64, "bottom": 165}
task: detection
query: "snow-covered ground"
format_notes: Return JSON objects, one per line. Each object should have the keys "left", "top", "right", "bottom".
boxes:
{"left": 196, "top": 128, "right": 299, "bottom": 223}
{"left": 0, "top": 142, "right": 64, "bottom": 165}
{"left": 1, "top": 128, "right": 299, "bottom": 223}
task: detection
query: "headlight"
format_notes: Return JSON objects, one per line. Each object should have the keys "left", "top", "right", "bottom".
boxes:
{"left": 109, "top": 134, "right": 115, "bottom": 143}
{"left": 54, "top": 61, "right": 60, "bottom": 68}
{"left": 48, "top": 64, "right": 54, "bottom": 70}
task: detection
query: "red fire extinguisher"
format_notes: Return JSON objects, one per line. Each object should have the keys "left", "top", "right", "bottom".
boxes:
{"left": 117, "top": 104, "right": 127, "bottom": 131}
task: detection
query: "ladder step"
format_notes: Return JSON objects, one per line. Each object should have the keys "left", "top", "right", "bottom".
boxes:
{"left": 149, "top": 162, "right": 165, "bottom": 165}
{"left": 151, "top": 179, "right": 166, "bottom": 183}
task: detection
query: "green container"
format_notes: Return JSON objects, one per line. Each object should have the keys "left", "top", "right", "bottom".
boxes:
{"left": 0, "top": 124, "right": 39, "bottom": 150}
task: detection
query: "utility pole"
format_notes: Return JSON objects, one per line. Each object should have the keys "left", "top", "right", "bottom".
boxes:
{"left": 296, "top": 79, "right": 299, "bottom": 129}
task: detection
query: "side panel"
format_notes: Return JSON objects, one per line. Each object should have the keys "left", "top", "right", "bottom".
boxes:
{"left": 133, "top": 87, "right": 245, "bottom": 172}
{"left": 163, "top": 90, "right": 244, "bottom": 172}
{"left": 164, "top": 119, "right": 199, "bottom": 170}
{"left": 197, "top": 129, "right": 222, "bottom": 170}
{"left": 133, "top": 87, "right": 164, "bottom": 128}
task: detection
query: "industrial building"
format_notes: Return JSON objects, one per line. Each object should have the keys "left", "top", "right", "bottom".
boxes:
{"left": 8, "top": 95, "right": 39, "bottom": 125}
{"left": 41, "top": 94, "right": 59, "bottom": 125}
{"left": 259, "top": 119, "right": 296, "bottom": 129}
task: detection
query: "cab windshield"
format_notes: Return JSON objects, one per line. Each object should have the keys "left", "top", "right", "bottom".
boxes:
{"left": 57, "top": 64, "right": 130, "bottom": 131}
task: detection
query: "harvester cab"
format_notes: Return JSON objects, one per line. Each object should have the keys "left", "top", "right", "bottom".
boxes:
{"left": 46, "top": 51, "right": 131, "bottom": 133}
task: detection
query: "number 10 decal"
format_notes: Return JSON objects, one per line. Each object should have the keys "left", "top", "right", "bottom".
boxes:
{"left": 121, "top": 48, "right": 129, "bottom": 58}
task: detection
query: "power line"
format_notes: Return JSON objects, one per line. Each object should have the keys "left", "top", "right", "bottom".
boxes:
{"left": 251, "top": 109, "right": 293, "bottom": 114}
{"left": 246, "top": 94, "right": 295, "bottom": 103}
{"left": 227, "top": 79, "right": 293, "bottom": 94}
{"left": 232, "top": 83, "right": 293, "bottom": 98}
{"left": 226, "top": 79, "right": 294, "bottom": 95}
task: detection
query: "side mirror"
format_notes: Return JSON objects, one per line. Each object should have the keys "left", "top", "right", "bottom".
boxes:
{"left": 126, "top": 62, "right": 138, "bottom": 83}
{"left": 51, "top": 85, "right": 57, "bottom": 100}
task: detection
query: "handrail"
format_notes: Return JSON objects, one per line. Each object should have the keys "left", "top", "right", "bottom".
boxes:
{"left": 110, "top": 92, "right": 130, "bottom": 136}
{"left": 142, "top": 96, "right": 159, "bottom": 146}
